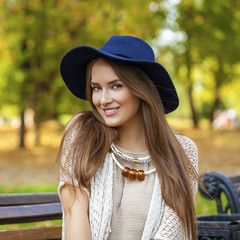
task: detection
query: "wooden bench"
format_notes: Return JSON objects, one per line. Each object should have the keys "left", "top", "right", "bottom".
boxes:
{"left": 0, "top": 174, "right": 239, "bottom": 240}
{"left": 199, "top": 171, "right": 240, "bottom": 214}
{"left": 0, "top": 192, "right": 62, "bottom": 240}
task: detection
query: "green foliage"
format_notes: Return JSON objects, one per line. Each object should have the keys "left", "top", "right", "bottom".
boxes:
{"left": 0, "top": 0, "right": 240, "bottom": 125}
{"left": 200, "top": 101, "right": 226, "bottom": 119}
{"left": 155, "top": 0, "right": 240, "bottom": 123}
{"left": 0, "top": 0, "right": 163, "bottom": 120}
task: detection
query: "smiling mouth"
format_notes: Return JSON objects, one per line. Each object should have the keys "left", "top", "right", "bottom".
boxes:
{"left": 103, "top": 107, "right": 119, "bottom": 115}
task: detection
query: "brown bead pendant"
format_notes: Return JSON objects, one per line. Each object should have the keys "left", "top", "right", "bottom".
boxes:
{"left": 128, "top": 169, "right": 137, "bottom": 180}
{"left": 137, "top": 170, "right": 145, "bottom": 181}
{"left": 122, "top": 167, "right": 145, "bottom": 181}
{"left": 122, "top": 167, "right": 130, "bottom": 177}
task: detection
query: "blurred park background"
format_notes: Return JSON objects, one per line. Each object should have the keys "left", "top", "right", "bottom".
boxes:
{"left": 0, "top": 0, "right": 240, "bottom": 221}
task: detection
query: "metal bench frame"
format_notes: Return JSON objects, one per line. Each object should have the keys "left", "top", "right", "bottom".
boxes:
{"left": 199, "top": 171, "right": 240, "bottom": 214}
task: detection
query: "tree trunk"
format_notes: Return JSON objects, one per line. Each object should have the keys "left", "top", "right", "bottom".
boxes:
{"left": 34, "top": 106, "right": 40, "bottom": 146}
{"left": 185, "top": 46, "right": 199, "bottom": 128}
{"left": 34, "top": 120, "right": 40, "bottom": 146}
{"left": 19, "top": 110, "right": 25, "bottom": 148}
{"left": 209, "top": 61, "right": 224, "bottom": 123}
{"left": 209, "top": 81, "right": 221, "bottom": 123}
{"left": 187, "top": 86, "right": 198, "bottom": 128}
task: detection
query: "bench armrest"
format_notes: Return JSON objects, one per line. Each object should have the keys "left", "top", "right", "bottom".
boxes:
{"left": 199, "top": 171, "right": 240, "bottom": 214}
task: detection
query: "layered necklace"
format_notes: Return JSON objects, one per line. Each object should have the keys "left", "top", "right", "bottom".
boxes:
{"left": 110, "top": 143, "right": 156, "bottom": 181}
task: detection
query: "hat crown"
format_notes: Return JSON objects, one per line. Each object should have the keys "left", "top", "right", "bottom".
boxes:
{"left": 100, "top": 35, "right": 155, "bottom": 62}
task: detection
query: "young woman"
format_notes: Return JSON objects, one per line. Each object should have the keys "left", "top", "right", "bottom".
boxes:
{"left": 57, "top": 35, "right": 199, "bottom": 240}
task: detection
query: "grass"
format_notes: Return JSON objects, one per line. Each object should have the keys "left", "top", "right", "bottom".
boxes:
{"left": 0, "top": 183, "right": 59, "bottom": 194}
{"left": 0, "top": 220, "right": 62, "bottom": 231}
{"left": 195, "top": 192, "right": 216, "bottom": 215}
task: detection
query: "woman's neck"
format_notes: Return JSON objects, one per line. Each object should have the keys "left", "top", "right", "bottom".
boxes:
{"left": 115, "top": 118, "right": 147, "bottom": 153}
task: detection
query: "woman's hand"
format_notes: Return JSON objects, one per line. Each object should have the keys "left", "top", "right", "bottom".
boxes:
{"left": 61, "top": 184, "right": 91, "bottom": 240}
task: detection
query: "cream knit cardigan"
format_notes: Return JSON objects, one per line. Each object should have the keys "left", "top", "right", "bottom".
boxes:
{"left": 58, "top": 125, "right": 198, "bottom": 240}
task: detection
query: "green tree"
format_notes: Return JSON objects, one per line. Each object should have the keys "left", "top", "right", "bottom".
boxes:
{"left": 0, "top": 0, "right": 164, "bottom": 148}
{"left": 156, "top": 0, "right": 240, "bottom": 127}
{"left": 195, "top": 0, "right": 240, "bottom": 122}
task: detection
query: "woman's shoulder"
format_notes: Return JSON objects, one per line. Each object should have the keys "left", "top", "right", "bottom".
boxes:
{"left": 65, "top": 111, "right": 93, "bottom": 131}
{"left": 66, "top": 111, "right": 85, "bottom": 129}
{"left": 62, "top": 111, "right": 91, "bottom": 144}
{"left": 175, "top": 135, "right": 198, "bottom": 167}
{"left": 175, "top": 135, "right": 197, "bottom": 150}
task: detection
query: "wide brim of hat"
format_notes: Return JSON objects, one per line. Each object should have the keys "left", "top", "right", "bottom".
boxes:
{"left": 60, "top": 46, "right": 179, "bottom": 114}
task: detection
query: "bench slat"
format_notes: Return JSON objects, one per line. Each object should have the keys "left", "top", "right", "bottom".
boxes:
{"left": 0, "top": 203, "right": 62, "bottom": 224}
{"left": 229, "top": 174, "right": 240, "bottom": 184}
{"left": 0, "top": 193, "right": 60, "bottom": 206}
{"left": 229, "top": 174, "right": 240, "bottom": 197}
{"left": 0, "top": 225, "right": 62, "bottom": 240}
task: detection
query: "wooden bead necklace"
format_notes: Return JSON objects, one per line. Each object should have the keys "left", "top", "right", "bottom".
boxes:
{"left": 110, "top": 152, "right": 156, "bottom": 181}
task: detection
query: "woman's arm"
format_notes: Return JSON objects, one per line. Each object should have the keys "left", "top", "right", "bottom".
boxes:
{"left": 61, "top": 185, "right": 91, "bottom": 240}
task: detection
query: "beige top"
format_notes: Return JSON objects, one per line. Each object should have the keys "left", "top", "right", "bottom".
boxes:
{"left": 109, "top": 144, "right": 156, "bottom": 240}
{"left": 58, "top": 117, "right": 199, "bottom": 240}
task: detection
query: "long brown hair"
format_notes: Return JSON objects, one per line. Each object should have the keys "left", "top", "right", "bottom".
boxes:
{"left": 57, "top": 57, "right": 199, "bottom": 239}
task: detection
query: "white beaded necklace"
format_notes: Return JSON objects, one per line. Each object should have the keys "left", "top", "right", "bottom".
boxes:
{"left": 110, "top": 143, "right": 151, "bottom": 164}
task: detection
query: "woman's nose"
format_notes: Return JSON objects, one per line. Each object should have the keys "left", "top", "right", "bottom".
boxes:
{"left": 100, "top": 90, "right": 113, "bottom": 105}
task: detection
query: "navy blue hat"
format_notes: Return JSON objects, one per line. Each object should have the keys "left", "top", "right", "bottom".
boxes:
{"left": 60, "top": 35, "right": 179, "bottom": 113}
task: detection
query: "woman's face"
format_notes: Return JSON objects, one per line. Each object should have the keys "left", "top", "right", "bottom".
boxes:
{"left": 90, "top": 59, "right": 141, "bottom": 128}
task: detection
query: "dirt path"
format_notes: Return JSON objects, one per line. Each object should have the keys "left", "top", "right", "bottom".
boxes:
{"left": 0, "top": 166, "right": 57, "bottom": 186}
{"left": 0, "top": 146, "right": 59, "bottom": 186}
{"left": 1, "top": 127, "right": 240, "bottom": 186}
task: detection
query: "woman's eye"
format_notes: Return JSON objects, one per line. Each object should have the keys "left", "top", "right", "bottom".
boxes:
{"left": 91, "top": 86, "right": 101, "bottom": 91}
{"left": 112, "top": 84, "right": 123, "bottom": 90}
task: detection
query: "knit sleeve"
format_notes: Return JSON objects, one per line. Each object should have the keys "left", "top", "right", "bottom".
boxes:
{"left": 58, "top": 113, "right": 90, "bottom": 196}
{"left": 57, "top": 115, "right": 80, "bottom": 240}
{"left": 152, "top": 136, "right": 198, "bottom": 240}
{"left": 177, "top": 135, "right": 199, "bottom": 197}
{"left": 59, "top": 116, "right": 79, "bottom": 186}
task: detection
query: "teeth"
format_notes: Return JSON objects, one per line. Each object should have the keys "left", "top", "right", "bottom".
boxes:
{"left": 105, "top": 108, "right": 118, "bottom": 113}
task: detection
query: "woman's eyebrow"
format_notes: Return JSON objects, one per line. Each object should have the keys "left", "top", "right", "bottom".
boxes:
{"left": 90, "top": 79, "right": 121, "bottom": 85}
{"left": 90, "top": 82, "right": 99, "bottom": 85}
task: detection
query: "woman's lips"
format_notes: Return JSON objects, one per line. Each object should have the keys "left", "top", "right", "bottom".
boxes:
{"left": 103, "top": 107, "right": 119, "bottom": 116}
